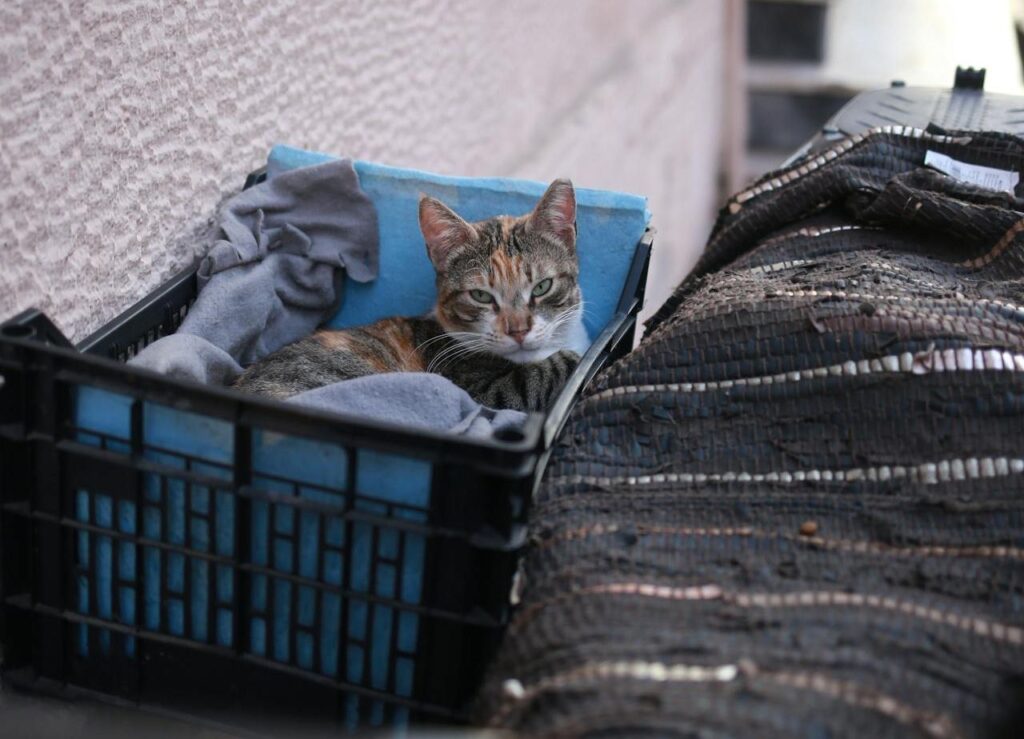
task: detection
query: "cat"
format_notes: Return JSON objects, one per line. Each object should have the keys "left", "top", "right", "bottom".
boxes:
{"left": 233, "top": 179, "right": 588, "bottom": 411}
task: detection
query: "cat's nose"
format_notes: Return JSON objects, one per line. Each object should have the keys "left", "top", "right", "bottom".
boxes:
{"left": 505, "top": 315, "right": 532, "bottom": 343}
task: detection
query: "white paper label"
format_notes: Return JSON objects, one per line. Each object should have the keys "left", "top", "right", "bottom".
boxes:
{"left": 924, "top": 150, "right": 1019, "bottom": 194}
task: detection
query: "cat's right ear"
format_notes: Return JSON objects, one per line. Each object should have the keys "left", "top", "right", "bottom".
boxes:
{"left": 528, "top": 178, "right": 577, "bottom": 252}
{"left": 419, "top": 196, "right": 475, "bottom": 271}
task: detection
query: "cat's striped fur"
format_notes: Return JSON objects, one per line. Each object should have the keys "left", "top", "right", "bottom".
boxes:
{"left": 234, "top": 179, "right": 586, "bottom": 411}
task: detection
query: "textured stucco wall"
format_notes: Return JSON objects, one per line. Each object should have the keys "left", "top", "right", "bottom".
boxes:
{"left": 0, "top": 0, "right": 728, "bottom": 341}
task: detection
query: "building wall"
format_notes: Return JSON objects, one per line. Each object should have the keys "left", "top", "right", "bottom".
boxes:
{"left": 0, "top": 0, "right": 730, "bottom": 340}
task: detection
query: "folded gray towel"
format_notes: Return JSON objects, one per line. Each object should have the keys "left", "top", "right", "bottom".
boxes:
{"left": 131, "top": 157, "right": 527, "bottom": 437}
{"left": 288, "top": 373, "right": 526, "bottom": 438}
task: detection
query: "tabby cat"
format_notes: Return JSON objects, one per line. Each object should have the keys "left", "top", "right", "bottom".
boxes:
{"left": 233, "top": 179, "right": 587, "bottom": 411}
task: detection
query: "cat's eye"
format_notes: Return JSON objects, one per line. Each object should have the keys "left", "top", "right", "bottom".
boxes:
{"left": 532, "top": 278, "right": 553, "bottom": 297}
{"left": 469, "top": 289, "right": 494, "bottom": 304}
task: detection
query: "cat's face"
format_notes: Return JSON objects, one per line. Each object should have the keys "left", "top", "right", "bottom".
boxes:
{"left": 419, "top": 179, "right": 582, "bottom": 362}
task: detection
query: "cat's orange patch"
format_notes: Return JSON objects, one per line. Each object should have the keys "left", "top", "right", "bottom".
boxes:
{"left": 489, "top": 249, "right": 522, "bottom": 286}
{"left": 377, "top": 318, "right": 427, "bottom": 372}
{"left": 314, "top": 330, "right": 351, "bottom": 351}
{"left": 315, "top": 322, "right": 426, "bottom": 373}
{"left": 314, "top": 329, "right": 389, "bottom": 371}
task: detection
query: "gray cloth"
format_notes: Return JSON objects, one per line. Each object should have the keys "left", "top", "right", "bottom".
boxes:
{"left": 131, "top": 157, "right": 378, "bottom": 381}
{"left": 131, "top": 157, "right": 526, "bottom": 437}
{"left": 288, "top": 373, "right": 526, "bottom": 438}
{"left": 131, "top": 333, "right": 243, "bottom": 386}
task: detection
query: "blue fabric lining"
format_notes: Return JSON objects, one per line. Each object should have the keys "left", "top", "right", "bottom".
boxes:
{"left": 268, "top": 145, "right": 650, "bottom": 338}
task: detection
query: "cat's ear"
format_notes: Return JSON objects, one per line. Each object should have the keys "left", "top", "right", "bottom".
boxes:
{"left": 419, "top": 196, "right": 475, "bottom": 271}
{"left": 528, "top": 178, "right": 576, "bottom": 251}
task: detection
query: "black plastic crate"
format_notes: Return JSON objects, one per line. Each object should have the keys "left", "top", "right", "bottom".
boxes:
{"left": 0, "top": 164, "right": 651, "bottom": 731}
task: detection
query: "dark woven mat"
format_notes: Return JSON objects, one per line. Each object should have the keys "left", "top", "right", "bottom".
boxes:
{"left": 478, "top": 126, "right": 1024, "bottom": 738}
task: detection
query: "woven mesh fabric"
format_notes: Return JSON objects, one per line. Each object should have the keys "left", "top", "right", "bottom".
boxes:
{"left": 478, "top": 126, "right": 1024, "bottom": 738}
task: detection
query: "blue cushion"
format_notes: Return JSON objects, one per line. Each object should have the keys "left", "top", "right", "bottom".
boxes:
{"left": 268, "top": 145, "right": 650, "bottom": 339}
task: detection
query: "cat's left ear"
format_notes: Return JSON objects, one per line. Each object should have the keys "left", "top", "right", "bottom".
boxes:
{"left": 528, "top": 178, "right": 576, "bottom": 251}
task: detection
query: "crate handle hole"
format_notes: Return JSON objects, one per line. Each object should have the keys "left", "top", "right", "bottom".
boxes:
{"left": 1, "top": 324, "right": 36, "bottom": 339}
{"left": 493, "top": 427, "right": 526, "bottom": 443}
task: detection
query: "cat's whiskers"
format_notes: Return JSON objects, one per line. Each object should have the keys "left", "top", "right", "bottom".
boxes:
{"left": 541, "top": 303, "right": 586, "bottom": 343}
{"left": 434, "top": 345, "right": 482, "bottom": 369}
{"left": 408, "top": 331, "right": 486, "bottom": 369}
{"left": 425, "top": 332, "right": 495, "bottom": 373}
{"left": 404, "top": 333, "right": 451, "bottom": 363}
{"left": 413, "top": 330, "right": 480, "bottom": 351}
{"left": 448, "top": 332, "right": 497, "bottom": 357}
{"left": 427, "top": 339, "right": 489, "bottom": 374}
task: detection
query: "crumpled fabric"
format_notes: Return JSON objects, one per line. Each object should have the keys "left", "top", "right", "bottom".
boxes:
{"left": 131, "top": 157, "right": 378, "bottom": 378}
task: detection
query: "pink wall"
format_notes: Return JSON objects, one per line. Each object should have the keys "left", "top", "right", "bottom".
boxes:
{"left": 0, "top": 0, "right": 732, "bottom": 340}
